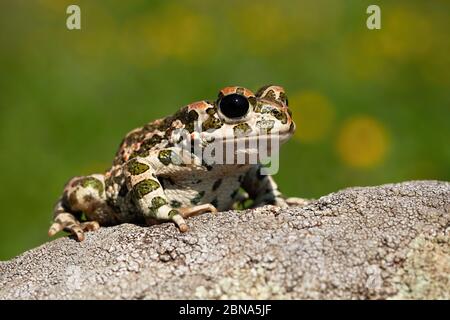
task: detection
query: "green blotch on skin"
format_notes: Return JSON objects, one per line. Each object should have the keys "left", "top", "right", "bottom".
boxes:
{"left": 133, "top": 179, "right": 160, "bottom": 199}
{"left": 129, "top": 149, "right": 149, "bottom": 160}
{"left": 206, "top": 107, "right": 216, "bottom": 116}
{"left": 151, "top": 196, "right": 167, "bottom": 209}
{"left": 80, "top": 177, "right": 104, "bottom": 196}
{"left": 170, "top": 200, "right": 182, "bottom": 208}
{"left": 212, "top": 178, "right": 222, "bottom": 191}
{"left": 270, "top": 108, "right": 287, "bottom": 124}
{"left": 202, "top": 116, "right": 222, "bottom": 131}
{"left": 127, "top": 160, "right": 150, "bottom": 176}
{"left": 248, "top": 96, "right": 257, "bottom": 106}
{"left": 158, "top": 150, "right": 172, "bottom": 165}
{"left": 256, "top": 104, "right": 288, "bottom": 124}
{"left": 141, "top": 135, "right": 163, "bottom": 151}
{"left": 233, "top": 123, "right": 252, "bottom": 136}
{"left": 168, "top": 209, "right": 179, "bottom": 218}
{"left": 184, "top": 110, "right": 199, "bottom": 133}
{"left": 190, "top": 191, "right": 205, "bottom": 205}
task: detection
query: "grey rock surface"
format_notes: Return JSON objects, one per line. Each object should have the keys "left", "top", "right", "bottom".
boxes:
{"left": 0, "top": 180, "right": 449, "bottom": 299}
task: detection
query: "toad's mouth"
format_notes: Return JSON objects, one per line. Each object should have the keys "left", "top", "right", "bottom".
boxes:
{"left": 201, "top": 127, "right": 294, "bottom": 146}
{"left": 190, "top": 129, "right": 293, "bottom": 164}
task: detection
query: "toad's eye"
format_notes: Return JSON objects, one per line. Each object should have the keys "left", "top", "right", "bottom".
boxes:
{"left": 218, "top": 94, "right": 249, "bottom": 119}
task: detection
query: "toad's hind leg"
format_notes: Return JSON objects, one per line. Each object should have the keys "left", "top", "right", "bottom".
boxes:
{"left": 48, "top": 174, "right": 115, "bottom": 241}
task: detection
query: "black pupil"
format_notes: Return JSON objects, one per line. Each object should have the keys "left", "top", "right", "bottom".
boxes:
{"left": 219, "top": 94, "right": 249, "bottom": 119}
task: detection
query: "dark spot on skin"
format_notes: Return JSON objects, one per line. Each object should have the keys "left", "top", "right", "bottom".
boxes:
{"left": 190, "top": 191, "right": 205, "bottom": 205}
{"left": 212, "top": 179, "right": 222, "bottom": 191}
{"left": 233, "top": 123, "right": 252, "bottom": 137}
{"left": 257, "top": 105, "right": 288, "bottom": 124}
{"left": 289, "top": 122, "right": 295, "bottom": 133}
{"left": 104, "top": 177, "right": 112, "bottom": 188}
{"left": 151, "top": 196, "right": 167, "bottom": 209}
{"left": 159, "top": 177, "right": 174, "bottom": 189}
{"left": 264, "top": 89, "right": 277, "bottom": 101}
{"left": 141, "top": 135, "right": 163, "bottom": 150}
{"left": 193, "top": 179, "right": 202, "bottom": 184}
{"left": 253, "top": 102, "right": 262, "bottom": 113}
{"left": 127, "top": 159, "right": 150, "bottom": 176}
{"left": 122, "top": 131, "right": 145, "bottom": 149}
{"left": 230, "top": 189, "right": 239, "bottom": 199}
{"left": 119, "top": 184, "right": 128, "bottom": 197}
{"left": 248, "top": 96, "right": 257, "bottom": 106}
{"left": 256, "top": 167, "right": 265, "bottom": 180}
{"left": 211, "top": 198, "right": 218, "bottom": 208}
{"left": 279, "top": 91, "right": 288, "bottom": 105}
{"left": 133, "top": 179, "right": 160, "bottom": 199}
{"left": 170, "top": 200, "right": 182, "bottom": 208}
{"left": 203, "top": 162, "right": 213, "bottom": 171}
{"left": 168, "top": 209, "right": 179, "bottom": 218}
{"left": 184, "top": 109, "right": 199, "bottom": 133}
{"left": 190, "top": 139, "right": 196, "bottom": 155}
{"left": 158, "top": 150, "right": 172, "bottom": 165}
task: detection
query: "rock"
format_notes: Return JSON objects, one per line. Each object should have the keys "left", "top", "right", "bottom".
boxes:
{"left": 0, "top": 180, "right": 449, "bottom": 299}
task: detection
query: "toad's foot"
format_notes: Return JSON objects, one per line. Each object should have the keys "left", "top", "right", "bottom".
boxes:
{"left": 48, "top": 212, "right": 100, "bottom": 241}
{"left": 179, "top": 203, "right": 218, "bottom": 219}
{"left": 285, "top": 197, "right": 310, "bottom": 207}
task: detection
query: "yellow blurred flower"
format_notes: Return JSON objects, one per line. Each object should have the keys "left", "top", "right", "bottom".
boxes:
{"left": 291, "top": 91, "right": 335, "bottom": 143}
{"left": 336, "top": 116, "right": 389, "bottom": 168}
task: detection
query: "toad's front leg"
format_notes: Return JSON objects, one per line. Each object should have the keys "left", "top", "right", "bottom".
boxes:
{"left": 242, "top": 166, "right": 310, "bottom": 208}
{"left": 125, "top": 154, "right": 191, "bottom": 232}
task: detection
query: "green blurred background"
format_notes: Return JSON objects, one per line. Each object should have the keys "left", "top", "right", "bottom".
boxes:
{"left": 0, "top": 0, "right": 449, "bottom": 260}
